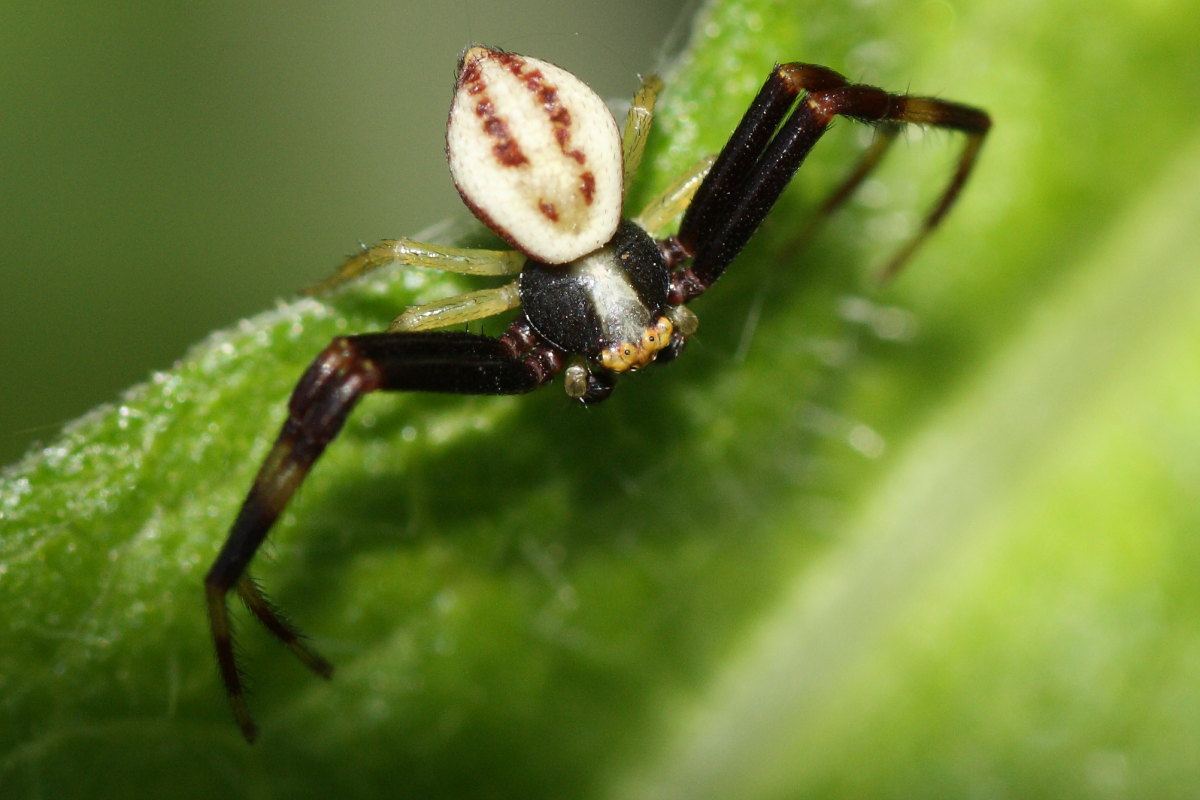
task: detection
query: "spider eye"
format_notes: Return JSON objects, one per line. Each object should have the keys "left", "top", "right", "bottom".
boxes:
{"left": 447, "top": 46, "right": 624, "bottom": 264}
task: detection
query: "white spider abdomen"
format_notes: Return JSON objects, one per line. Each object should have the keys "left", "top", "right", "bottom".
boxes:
{"left": 447, "top": 46, "right": 624, "bottom": 264}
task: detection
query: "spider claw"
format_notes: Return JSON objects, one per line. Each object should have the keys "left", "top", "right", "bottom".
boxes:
{"left": 289, "top": 639, "right": 335, "bottom": 679}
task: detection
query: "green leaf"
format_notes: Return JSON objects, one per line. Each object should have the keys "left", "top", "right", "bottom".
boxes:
{"left": 4, "top": 0, "right": 1200, "bottom": 797}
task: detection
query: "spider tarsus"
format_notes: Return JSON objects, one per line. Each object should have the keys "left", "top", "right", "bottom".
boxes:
{"left": 875, "top": 239, "right": 923, "bottom": 285}
{"left": 236, "top": 575, "right": 334, "bottom": 678}
{"left": 206, "top": 580, "right": 260, "bottom": 742}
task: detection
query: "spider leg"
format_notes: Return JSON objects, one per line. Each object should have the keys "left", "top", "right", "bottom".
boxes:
{"left": 206, "top": 328, "right": 559, "bottom": 741}
{"left": 622, "top": 73, "right": 664, "bottom": 187}
{"left": 805, "top": 125, "right": 900, "bottom": 232}
{"left": 634, "top": 155, "right": 715, "bottom": 236}
{"left": 304, "top": 239, "right": 524, "bottom": 295}
{"left": 388, "top": 281, "right": 521, "bottom": 332}
{"left": 235, "top": 574, "right": 333, "bottom": 676}
{"left": 667, "top": 63, "right": 990, "bottom": 301}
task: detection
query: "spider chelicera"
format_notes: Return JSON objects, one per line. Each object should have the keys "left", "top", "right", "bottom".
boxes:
{"left": 207, "top": 45, "right": 990, "bottom": 741}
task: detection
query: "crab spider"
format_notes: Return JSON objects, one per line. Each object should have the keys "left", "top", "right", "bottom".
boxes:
{"left": 207, "top": 45, "right": 990, "bottom": 741}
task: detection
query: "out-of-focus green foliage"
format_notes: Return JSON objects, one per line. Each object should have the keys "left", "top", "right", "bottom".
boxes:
{"left": 3, "top": 0, "right": 1199, "bottom": 797}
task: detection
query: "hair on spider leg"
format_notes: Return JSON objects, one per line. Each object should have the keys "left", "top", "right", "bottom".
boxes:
{"left": 206, "top": 44, "right": 989, "bottom": 741}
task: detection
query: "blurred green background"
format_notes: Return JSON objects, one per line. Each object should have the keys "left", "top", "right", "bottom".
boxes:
{"left": 0, "top": 0, "right": 687, "bottom": 464}
{"left": 5, "top": 0, "right": 1200, "bottom": 798}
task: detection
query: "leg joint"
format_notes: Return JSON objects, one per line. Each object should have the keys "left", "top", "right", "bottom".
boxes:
{"left": 522, "top": 343, "right": 566, "bottom": 386}
{"left": 776, "top": 62, "right": 848, "bottom": 94}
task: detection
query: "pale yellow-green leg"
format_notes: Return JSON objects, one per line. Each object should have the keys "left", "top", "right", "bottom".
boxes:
{"left": 304, "top": 239, "right": 524, "bottom": 295}
{"left": 633, "top": 155, "right": 716, "bottom": 236}
{"left": 622, "top": 74, "right": 663, "bottom": 188}
{"left": 388, "top": 281, "right": 521, "bottom": 332}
